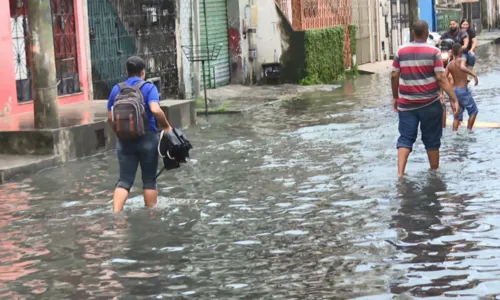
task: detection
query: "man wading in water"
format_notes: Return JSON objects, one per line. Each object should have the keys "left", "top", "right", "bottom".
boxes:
{"left": 444, "top": 43, "right": 479, "bottom": 131}
{"left": 107, "top": 56, "right": 172, "bottom": 213}
{"left": 392, "top": 20, "right": 460, "bottom": 177}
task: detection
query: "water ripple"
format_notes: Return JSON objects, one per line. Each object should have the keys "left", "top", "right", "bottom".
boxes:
{"left": 0, "top": 43, "right": 500, "bottom": 299}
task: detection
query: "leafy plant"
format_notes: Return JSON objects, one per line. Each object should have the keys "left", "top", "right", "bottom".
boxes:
{"left": 348, "top": 24, "right": 358, "bottom": 74}
{"left": 301, "top": 26, "right": 345, "bottom": 85}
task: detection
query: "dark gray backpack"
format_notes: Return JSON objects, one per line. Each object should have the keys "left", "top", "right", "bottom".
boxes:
{"left": 112, "top": 81, "right": 149, "bottom": 140}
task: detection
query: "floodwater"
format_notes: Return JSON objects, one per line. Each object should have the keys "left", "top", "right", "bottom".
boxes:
{"left": 2, "top": 43, "right": 500, "bottom": 299}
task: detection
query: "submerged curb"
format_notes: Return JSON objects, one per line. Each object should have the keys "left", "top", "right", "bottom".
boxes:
{"left": 195, "top": 96, "right": 296, "bottom": 116}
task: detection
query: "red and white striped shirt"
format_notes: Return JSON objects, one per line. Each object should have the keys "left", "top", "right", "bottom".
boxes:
{"left": 392, "top": 42, "right": 444, "bottom": 111}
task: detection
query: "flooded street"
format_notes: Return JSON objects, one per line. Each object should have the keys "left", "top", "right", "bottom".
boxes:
{"left": 2, "top": 43, "right": 500, "bottom": 299}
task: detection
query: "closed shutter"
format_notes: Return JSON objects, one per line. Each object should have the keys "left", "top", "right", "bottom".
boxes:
{"left": 199, "top": 0, "right": 230, "bottom": 88}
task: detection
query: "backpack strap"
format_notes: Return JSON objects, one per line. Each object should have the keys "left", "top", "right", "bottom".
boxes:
{"left": 118, "top": 82, "right": 128, "bottom": 90}
{"left": 134, "top": 81, "right": 147, "bottom": 92}
{"left": 118, "top": 81, "right": 147, "bottom": 92}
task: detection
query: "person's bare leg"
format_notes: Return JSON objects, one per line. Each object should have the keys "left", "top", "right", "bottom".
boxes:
{"left": 427, "top": 149, "right": 440, "bottom": 170}
{"left": 143, "top": 189, "right": 158, "bottom": 208}
{"left": 453, "top": 119, "right": 461, "bottom": 131}
{"left": 467, "top": 114, "right": 477, "bottom": 130}
{"left": 398, "top": 147, "right": 411, "bottom": 177}
{"left": 113, "top": 188, "right": 130, "bottom": 213}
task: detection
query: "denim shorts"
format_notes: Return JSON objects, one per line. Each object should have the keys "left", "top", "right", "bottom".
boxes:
{"left": 116, "top": 131, "right": 159, "bottom": 191}
{"left": 462, "top": 52, "right": 476, "bottom": 67}
{"left": 453, "top": 87, "right": 478, "bottom": 121}
{"left": 397, "top": 100, "right": 443, "bottom": 151}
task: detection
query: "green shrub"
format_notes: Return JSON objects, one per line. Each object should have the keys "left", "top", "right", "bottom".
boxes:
{"left": 301, "top": 26, "right": 345, "bottom": 85}
{"left": 348, "top": 24, "right": 358, "bottom": 74}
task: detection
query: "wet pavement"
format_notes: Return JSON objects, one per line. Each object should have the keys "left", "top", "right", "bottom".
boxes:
{"left": 1, "top": 43, "right": 500, "bottom": 299}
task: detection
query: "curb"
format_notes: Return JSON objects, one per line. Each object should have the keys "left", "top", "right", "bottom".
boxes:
{"left": 195, "top": 97, "right": 294, "bottom": 116}
{"left": 0, "top": 155, "right": 62, "bottom": 185}
{"left": 476, "top": 36, "right": 500, "bottom": 48}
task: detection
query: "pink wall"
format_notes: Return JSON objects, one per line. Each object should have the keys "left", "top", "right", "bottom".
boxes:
{"left": 0, "top": 1, "right": 18, "bottom": 117}
{"left": 0, "top": 0, "right": 90, "bottom": 118}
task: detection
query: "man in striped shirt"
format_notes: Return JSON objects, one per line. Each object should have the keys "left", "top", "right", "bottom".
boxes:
{"left": 392, "top": 20, "right": 459, "bottom": 177}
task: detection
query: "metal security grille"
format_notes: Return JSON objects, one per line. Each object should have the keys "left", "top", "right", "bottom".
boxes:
{"left": 9, "top": 0, "right": 80, "bottom": 103}
{"left": 88, "top": 0, "right": 178, "bottom": 100}
{"left": 10, "top": 0, "right": 32, "bottom": 103}
{"left": 389, "top": 0, "right": 409, "bottom": 56}
{"left": 51, "top": 0, "right": 81, "bottom": 96}
{"left": 399, "top": 0, "right": 409, "bottom": 30}
{"left": 463, "top": 2, "right": 481, "bottom": 20}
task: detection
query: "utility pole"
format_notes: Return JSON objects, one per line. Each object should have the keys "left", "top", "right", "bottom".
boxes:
{"left": 192, "top": 0, "right": 201, "bottom": 98}
{"left": 408, "top": 0, "right": 419, "bottom": 42}
{"left": 27, "top": 0, "right": 60, "bottom": 129}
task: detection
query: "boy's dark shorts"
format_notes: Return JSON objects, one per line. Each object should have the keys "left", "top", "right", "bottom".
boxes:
{"left": 397, "top": 100, "right": 443, "bottom": 151}
{"left": 116, "top": 131, "right": 159, "bottom": 191}
{"left": 454, "top": 87, "right": 478, "bottom": 121}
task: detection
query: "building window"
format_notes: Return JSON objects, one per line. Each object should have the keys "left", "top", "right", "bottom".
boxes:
{"left": 10, "top": 0, "right": 32, "bottom": 103}
{"left": 9, "top": 0, "right": 80, "bottom": 104}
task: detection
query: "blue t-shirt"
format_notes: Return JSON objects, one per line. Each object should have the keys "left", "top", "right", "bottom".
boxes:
{"left": 107, "top": 77, "right": 160, "bottom": 132}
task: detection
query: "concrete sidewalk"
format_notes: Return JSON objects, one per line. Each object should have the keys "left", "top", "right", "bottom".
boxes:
{"left": 0, "top": 99, "right": 195, "bottom": 184}
{"left": 203, "top": 84, "right": 340, "bottom": 114}
{"left": 358, "top": 30, "right": 500, "bottom": 74}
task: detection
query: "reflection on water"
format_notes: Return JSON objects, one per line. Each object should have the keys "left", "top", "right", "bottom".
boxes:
{"left": 0, "top": 43, "right": 500, "bottom": 298}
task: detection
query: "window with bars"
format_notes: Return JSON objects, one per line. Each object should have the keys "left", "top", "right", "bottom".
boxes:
{"left": 8, "top": 0, "right": 80, "bottom": 104}
{"left": 10, "top": 0, "right": 31, "bottom": 103}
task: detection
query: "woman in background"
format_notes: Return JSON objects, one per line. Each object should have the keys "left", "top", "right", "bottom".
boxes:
{"left": 460, "top": 19, "right": 478, "bottom": 72}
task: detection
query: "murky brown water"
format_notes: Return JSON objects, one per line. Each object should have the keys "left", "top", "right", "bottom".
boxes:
{"left": 1, "top": 43, "right": 500, "bottom": 299}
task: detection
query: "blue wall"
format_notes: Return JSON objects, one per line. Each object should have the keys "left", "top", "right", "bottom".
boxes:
{"left": 419, "top": 0, "right": 437, "bottom": 32}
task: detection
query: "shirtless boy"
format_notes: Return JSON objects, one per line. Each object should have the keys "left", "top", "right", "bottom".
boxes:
{"left": 440, "top": 50, "right": 453, "bottom": 128}
{"left": 442, "top": 43, "right": 479, "bottom": 131}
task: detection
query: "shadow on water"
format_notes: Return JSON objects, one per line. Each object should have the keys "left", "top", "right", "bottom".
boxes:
{"left": 1, "top": 43, "right": 500, "bottom": 298}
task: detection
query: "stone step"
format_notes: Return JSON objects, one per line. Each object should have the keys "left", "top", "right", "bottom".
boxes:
{"left": 0, "top": 154, "right": 62, "bottom": 184}
{"left": 0, "top": 120, "right": 116, "bottom": 160}
{"left": 159, "top": 100, "right": 196, "bottom": 129}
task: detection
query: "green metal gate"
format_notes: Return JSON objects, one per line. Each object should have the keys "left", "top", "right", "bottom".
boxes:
{"left": 199, "top": 0, "right": 230, "bottom": 88}
{"left": 88, "top": 0, "right": 178, "bottom": 100}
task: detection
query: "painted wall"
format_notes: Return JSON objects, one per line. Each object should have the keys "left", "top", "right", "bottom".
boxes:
{"left": 179, "top": 0, "right": 193, "bottom": 98}
{"left": 485, "top": 0, "right": 498, "bottom": 29}
{"left": 227, "top": 0, "right": 244, "bottom": 84}
{"left": 278, "top": 10, "right": 306, "bottom": 83}
{"left": 253, "top": 0, "right": 283, "bottom": 80}
{"left": 497, "top": 0, "right": 500, "bottom": 27}
{"left": 419, "top": 0, "right": 437, "bottom": 32}
{"left": 0, "top": 1, "right": 17, "bottom": 118}
{"left": 226, "top": 0, "right": 283, "bottom": 84}
{"left": 378, "top": 0, "right": 391, "bottom": 61}
{"left": 0, "top": 0, "right": 90, "bottom": 119}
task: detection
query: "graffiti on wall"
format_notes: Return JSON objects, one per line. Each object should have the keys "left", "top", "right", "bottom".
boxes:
{"left": 436, "top": 8, "right": 462, "bottom": 32}
{"left": 228, "top": 27, "right": 242, "bottom": 83}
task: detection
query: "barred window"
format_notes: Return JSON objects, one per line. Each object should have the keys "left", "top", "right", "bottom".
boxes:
{"left": 9, "top": 0, "right": 81, "bottom": 104}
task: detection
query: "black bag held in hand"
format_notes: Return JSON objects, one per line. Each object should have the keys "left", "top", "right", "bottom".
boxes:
{"left": 155, "top": 128, "right": 193, "bottom": 179}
